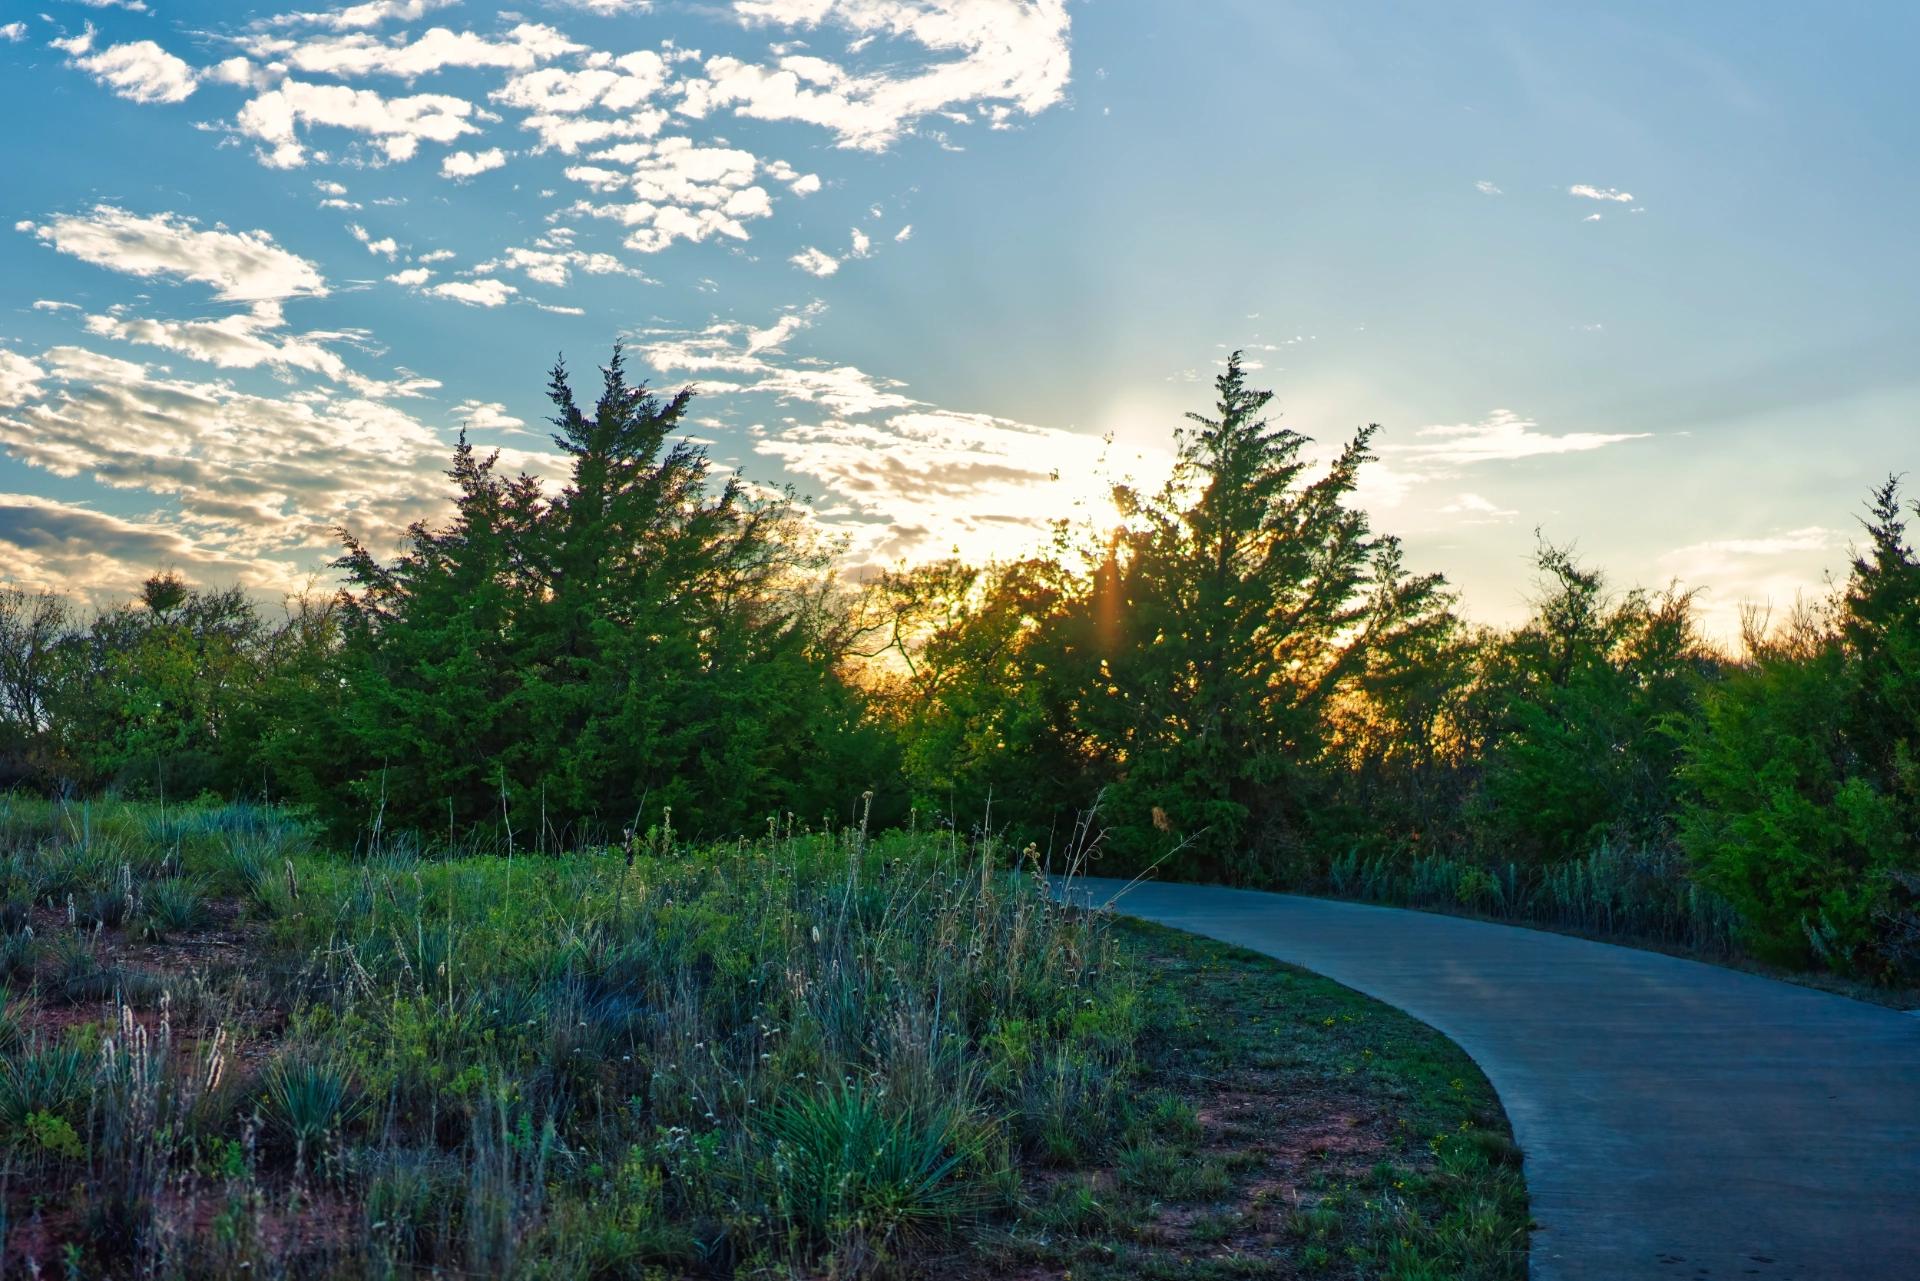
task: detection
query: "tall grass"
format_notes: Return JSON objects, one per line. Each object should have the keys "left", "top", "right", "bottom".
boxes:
{"left": 0, "top": 795, "right": 1138, "bottom": 1277}
{"left": 1326, "top": 840, "right": 1742, "bottom": 955}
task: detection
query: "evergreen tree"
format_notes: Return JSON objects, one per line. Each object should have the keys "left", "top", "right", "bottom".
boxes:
{"left": 315, "top": 347, "right": 885, "bottom": 840}
{"left": 1004, "top": 354, "right": 1450, "bottom": 878}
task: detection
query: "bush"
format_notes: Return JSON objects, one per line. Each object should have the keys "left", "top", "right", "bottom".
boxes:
{"left": 136, "top": 876, "right": 211, "bottom": 941}
{"left": 0, "top": 1043, "right": 89, "bottom": 1133}
{"left": 770, "top": 1085, "right": 979, "bottom": 1249}
{"left": 1681, "top": 480, "right": 1920, "bottom": 979}
{"left": 260, "top": 1057, "right": 361, "bottom": 1156}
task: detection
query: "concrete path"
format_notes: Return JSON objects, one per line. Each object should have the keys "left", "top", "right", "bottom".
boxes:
{"left": 1060, "top": 877, "right": 1920, "bottom": 1281}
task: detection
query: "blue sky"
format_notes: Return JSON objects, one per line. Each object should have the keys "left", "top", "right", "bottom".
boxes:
{"left": 2, "top": 0, "right": 1916, "bottom": 638}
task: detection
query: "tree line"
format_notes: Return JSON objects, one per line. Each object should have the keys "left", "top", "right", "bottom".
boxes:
{"left": 1, "top": 350, "right": 1914, "bottom": 979}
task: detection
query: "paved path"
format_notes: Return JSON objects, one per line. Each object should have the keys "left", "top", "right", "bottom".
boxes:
{"left": 1059, "top": 877, "right": 1920, "bottom": 1280}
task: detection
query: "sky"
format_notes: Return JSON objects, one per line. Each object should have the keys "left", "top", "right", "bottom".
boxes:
{"left": 2, "top": 0, "right": 1917, "bottom": 640}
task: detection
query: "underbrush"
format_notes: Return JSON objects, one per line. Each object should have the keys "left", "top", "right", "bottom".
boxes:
{"left": 1324, "top": 841, "right": 1742, "bottom": 958}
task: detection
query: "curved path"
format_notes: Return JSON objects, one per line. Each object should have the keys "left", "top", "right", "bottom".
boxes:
{"left": 1060, "top": 877, "right": 1920, "bottom": 1280}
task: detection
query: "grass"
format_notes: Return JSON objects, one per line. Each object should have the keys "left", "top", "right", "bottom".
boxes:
{"left": 1326, "top": 842, "right": 1742, "bottom": 958}
{"left": 965, "top": 920, "right": 1529, "bottom": 1280}
{"left": 0, "top": 795, "right": 1530, "bottom": 1278}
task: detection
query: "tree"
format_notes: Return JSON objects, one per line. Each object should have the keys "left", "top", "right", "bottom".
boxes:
{"left": 1067, "top": 355, "right": 1450, "bottom": 878}
{"left": 1470, "top": 541, "right": 1715, "bottom": 863}
{"left": 0, "top": 588, "right": 73, "bottom": 785}
{"left": 315, "top": 347, "right": 887, "bottom": 841}
{"left": 1682, "top": 478, "right": 1920, "bottom": 976}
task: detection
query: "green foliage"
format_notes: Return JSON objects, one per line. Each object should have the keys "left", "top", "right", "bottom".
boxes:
{"left": 0, "top": 1043, "right": 89, "bottom": 1132}
{"left": 260, "top": 1056, "right": 361, "bottom": 1154}
{"left": 0, "top": 350, "right": 1913, "bottom": 988}
{"left": 136, "top": 876, "right": 210, "bottom": 941}
{"left": 879, "top": 354, "right": 1454, "bottom": 882}
{"left": 1465, "top": 541, "right": 1714, "bottom": 863}
{"left": 1680, "top": 478, "right": 1920, "bottom": 977}
{"left": 303, "top": 345, "right": 896, "bottom": 842}
{"left": 24, "top": 1109, "right": 84, "bottom": 1160}
{"left": 768, "top": 1085, "right": 977, "bottom": 1248}
{"left": 0, "top": 794, "right": 1536, "bottom": 1279}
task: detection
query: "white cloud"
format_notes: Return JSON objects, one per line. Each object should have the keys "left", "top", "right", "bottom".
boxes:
{"left": 236, "top": 79, "right": 483, "bottom": 167}
{"left": 493, "top": 52, "right": 673, "bottom": 152}
{"left": 560, "top": 137, "right": 789, "bottom": 251}
{"left": 387, "top": 266, "right": 433, "bottom": 286}
{"left": 1570, "top": 184, "right": 1633, "bottom": 202}
{"left": 0, "top": 495, "right": 280, "bottom": 600}
{"left": 685, "top": 0, "right": 1073, "bottom": 151}
{"left": 348, "top": 223, "right": 400, "bottom": 258}
{"left": 72, "top": 40, "right": 199, "bottom": 105}
{"left": 0, "top": 22, "right": 28, "bottom": 42}
{"left": 849, "top": 226, "right": 871, "bottom": 256}
{"left": 495, "top": 51, "right": 670, "bottom": 115}
{"left": 1667, "top": 527, "right": 1839, "bottom": 562}
{"left": 1662, "top": 526, "right": 1844, "bottom": 644}
{"left": 77, "top": 299, "right": 439, "bottom": 400}
{"left": 0, "top": 343, "right": 471, "bottom": 588}
{"left": 633, "top": 306, "right": 1166, "bottom": 568}
{"left": 475, "top": 239, "right": 642, "bottom": 286}
{"left": 1474, "top": 179, "right": 1501, "bottom": 195}
{"left": 441, "top": 146, "right": 508, "bottom": 178}
{"left": 21, "top": 206, "right": 328, "bottom": 302}
{"left": 894, "top": 223, "right": 912, "bottom": 240}
{"left": 49, "top": 25, "right": 95, "bottom": 57}
{"left": 1437, "top": 492, "right": 1518, "bottom": 523}
{"left": 791, "top": 246, "right": 839, "bottom": 276}
{"left": 266, "top": 0, "right": 461, "bottom": 32}
{"left": 0, "top": 351, "right": 46, "bottom": 408}
{"left": 1402, "top": 410, "right": 1648, "bottom": 466}
{"left": 759, "top": 405, "right": 1160, "bottom": 567}
{"left": 763, "top": 159, "right": 822, "bottom": 194}
{"left": 82, "top": 302, "right": 344, "bottom": 381}
{"left": 553, "top": 0, "right": 654, "bottom": 12}
{"left": 428, "top": 278, "right": 517, "bottom": 306}
{"left": 241, "top": 22, "right": 582, "bottom": 82}
{"left": 452, "top": 399, "right": 527, "bottom": 432}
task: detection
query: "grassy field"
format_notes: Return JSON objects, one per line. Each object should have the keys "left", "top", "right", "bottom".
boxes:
{"left": 0, "top": 796, "right": 1526, "bottom": 1279}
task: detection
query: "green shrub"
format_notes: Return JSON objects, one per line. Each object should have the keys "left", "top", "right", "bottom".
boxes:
{"left": 260, "top": 1057, "right": 361, "bottom": 1154}
{"left": 0, "top": 1043, "right": 89, "bottom": 1132}
{"left": 0, "top": 929, "right": 36, "bottom": 984}
{"left": 769, "top": 1085, "right": 979, "bottom": 1248}
{"left": 136, "top": 876, "right": 211, "bottom": 941}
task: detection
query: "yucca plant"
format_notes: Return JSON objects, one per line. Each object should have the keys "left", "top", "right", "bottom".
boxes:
{"left": 769, "top": 1085, "right": 980, "bottom": 1249}
{"left": 137, "top": 876, "right": 211, "bottom": 942}
{"left": 0, "top": 1042, "right": 90, "bottom": 1132}
{"left": 47, "top": 932, "right": 117, "bottom": 1004}
{"left": 261, "top": 1057, "right": 362, "bottom": 1156}
{"left": 0, "top": 990, "right": 22, "bottom": 1056}
{"left": 0, "top": 928, "right": 36, "bottom": 984}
